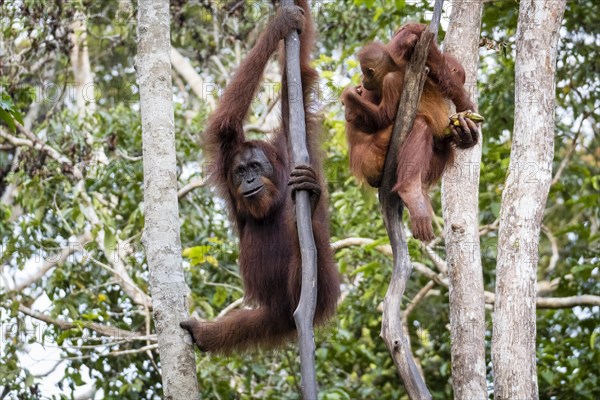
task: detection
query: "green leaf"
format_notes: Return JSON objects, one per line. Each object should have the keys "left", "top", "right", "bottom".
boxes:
{"left": 351, "top": 261, "right": 378, "bottom": 276}
{"left": 103, "top": 227, "right": 116, "bottom": 253}
{"left": 541, "top": 369, "right": 555, "bottom": 384}
{"left": 0, "top": 108, "right": 16, "bottom": 132}
{"left": 212, "top": 286, "right": 228, "bottom": 306}
{"left": 11, "top": 108, "right": 24, "bottom": 125}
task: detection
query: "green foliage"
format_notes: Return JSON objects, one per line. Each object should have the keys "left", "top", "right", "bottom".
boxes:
{"left": 0, "top": 93, "right": 24, "bottom": 132}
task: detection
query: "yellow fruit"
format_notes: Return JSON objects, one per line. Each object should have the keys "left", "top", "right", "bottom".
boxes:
{"left": 443, "top": 111, "right": 485, "bottom": 136}
{"left": 449, "top": 111, "right": 485, "bottom": 126}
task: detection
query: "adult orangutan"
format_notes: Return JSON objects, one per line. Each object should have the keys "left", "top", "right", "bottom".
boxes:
{"left": 180, "top": 1, "right": 340, "bottom": 353}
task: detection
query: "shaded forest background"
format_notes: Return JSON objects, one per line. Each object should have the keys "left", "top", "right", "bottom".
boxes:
{"left": 0, "top": 0, "right": 598, "bottom": 398}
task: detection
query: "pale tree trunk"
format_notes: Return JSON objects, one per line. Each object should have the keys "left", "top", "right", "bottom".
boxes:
{"left": 492, "top": 1, "right": 566, "bottom": 399}
{"left": 440, "top": 1, "right": 487, "bottom": 398}
{"left": 69, "top": 9, "right": 108, "bottom": 166}
{"left": 69, "top": 10, "right": 96, "bottom": 118}
{"left": 136, "top": 0, "right": 199, "bottom": 398}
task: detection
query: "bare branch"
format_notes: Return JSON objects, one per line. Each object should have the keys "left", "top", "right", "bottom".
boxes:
{"left": 422, "top": 244, "right": 448, "bottom": 274}
{"left": 0, "top": 126, "right": 82, "bottom": 179}
{"left": 541, "top": 225, "right": 559, "bottom": 274}
{"left": 479, "top": 219, "right": 499, "bottom": 235}
{"left": 16, "top": 122, "right": 38, "bottom": 142}
{"left": 551, "top": 130, "right": 580, "bottom": 186}
{"left": 282, "top": 0, "right": 319, "bottom": 394}
{"left": 217, "top": 297, "right": 244, "bottom": 318}
{"left": 64, "top": 344, "right": 159, "bottom": 361}
{"left": 550, "top": 104, "right": 599, "bottom": 187}
{"left": 116, "top": 149, "right": 143, "bottom": 161}
{"left": 89, "top": 255, "right": 152, "bottom": 308}
{"left": 73, "top": 193, "right": 152, "bottom": 308}
{"left": 331, "top": 237, "right": 392, "bottom": 256}
{"left": 377, "top": 28, "right": 434, "bottom": 399}
{"left": 171, "top": 47, "right": 216, "bottom": 109}
{"left": 403, "top": 281, "right": 436, "bottom": 322}
{"left": 332, "top": 237, "right": 599, "bottom": 309}
{"left": 535, "top": 295, "right": 600, "bottom": 308}
{"left": 18, "top": 304, "right": 148, "bottom": 340}
{"left": 484, "top": 292, "right": 600, "bottom": 309}
{"left": 178, "top": 177, "right": 207, "bottom": 199}
{"left": 210, "top": 54, "right": 228, "bottom": 78}
{"left": 537, "top": 278, "right": 560, "bottom": 296}
{"left": 412, "top": 262, "right": 447, "bottom": 286}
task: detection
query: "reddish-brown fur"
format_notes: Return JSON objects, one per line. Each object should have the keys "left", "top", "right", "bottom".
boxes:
{"left": 181, "top": 1, "right": 340, "bottom": 354}
{"left": 341, "top": 23, "right": 477, "bottom": 241}
{"left": 388, "top": 23, "right": 474, "bottom": 112}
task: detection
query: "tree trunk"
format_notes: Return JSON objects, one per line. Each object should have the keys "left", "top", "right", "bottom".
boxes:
{"left": 69, "top": 10, "right": 96, "bottom": 118}
{"left": 491, "top": 1, "right": 566, "bottom": 399}
{"left": 136, "top": 0, "right": 199, "bottom": 398}
{"left": 440, "top": 2, "right": 487, "bottom": 399}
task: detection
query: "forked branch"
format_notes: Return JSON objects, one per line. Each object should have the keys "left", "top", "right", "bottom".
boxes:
{"left": 377, "top": 26, "right": 435, "bottom": 400}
